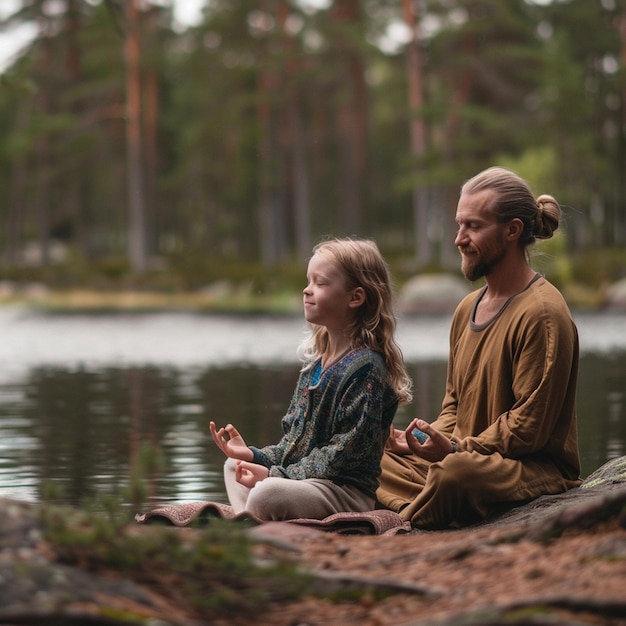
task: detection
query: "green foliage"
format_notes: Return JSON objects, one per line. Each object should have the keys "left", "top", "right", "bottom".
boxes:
{"left": 0, "top": 0, "right": 624, "bottom": 279}
{"left": 39, "top": 479, "right": 65, "bottom": 503}
{"left": 37, "top": 437, "right": 311, "bottom": 619}
{"left": 530, "top": 232, "right": 572, "bottom": 289}
{"left": 126, "top": 442, "right": 166, "bottom": 507}
{"left": 40, "top": 505, "right": 310, "bottom": 618}
{"left": 93, "top": 256, "right": 132, "bottom": 281}
{"left": 570, "top": 247, "right": 626, "bottom": 286}
{"left": 495, "top": 146, "right": 559, "bottom": 196}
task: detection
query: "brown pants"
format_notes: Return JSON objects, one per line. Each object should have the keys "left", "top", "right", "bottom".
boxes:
{"left": 376, "top": 450, "right": 577, "bottom": 529}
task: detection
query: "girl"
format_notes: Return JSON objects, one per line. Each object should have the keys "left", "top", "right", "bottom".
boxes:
{"left": 210, "top": 237, "right": 412, "bottom": 521}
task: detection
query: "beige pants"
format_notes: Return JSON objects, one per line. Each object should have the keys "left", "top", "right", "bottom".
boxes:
{"left": 223, "top": 458, "right": 374, "bottom": 521}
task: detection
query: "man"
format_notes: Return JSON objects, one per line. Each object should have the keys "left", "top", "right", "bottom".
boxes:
{"left": 377, "top": 166, "right": 581, "bottom": 529}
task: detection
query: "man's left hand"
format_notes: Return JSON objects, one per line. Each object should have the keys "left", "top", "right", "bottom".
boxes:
{"left": 405, "top": 418, "right": 455, "bottom": 462}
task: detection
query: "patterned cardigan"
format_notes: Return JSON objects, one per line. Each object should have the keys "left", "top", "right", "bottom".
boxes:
{"left": 250, "top": 347, "right": 399, "bottom": 499}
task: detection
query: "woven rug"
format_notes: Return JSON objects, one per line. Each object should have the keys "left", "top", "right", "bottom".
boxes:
{"left": 135, "top": 501, "right": 256, "bottom": 526}
{"left": 285, "top": 509, "right": 412, "bottom": 535}
{"left": 135, "top": 501, "right": 411, "bottom": 535}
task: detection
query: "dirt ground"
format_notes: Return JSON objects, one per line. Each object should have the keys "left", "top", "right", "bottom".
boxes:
{"left": 0, "top": 464, "right": 624, "bottom": 626}
{"left": 242, "top": 485, "right": 626, "bottom": 626}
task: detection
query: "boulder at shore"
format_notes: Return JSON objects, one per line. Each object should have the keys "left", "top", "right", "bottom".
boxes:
{"left": 399, "top": 274, "right": 471, "bottom": 314}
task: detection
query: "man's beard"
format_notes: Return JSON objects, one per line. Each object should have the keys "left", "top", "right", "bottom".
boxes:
{"left": 460, "top": 246, "right": 506, "bottom": 282}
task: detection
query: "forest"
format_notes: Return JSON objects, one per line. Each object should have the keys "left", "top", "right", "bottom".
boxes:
{"left": 0, "top": 0, "right": 625, "bottom": 293}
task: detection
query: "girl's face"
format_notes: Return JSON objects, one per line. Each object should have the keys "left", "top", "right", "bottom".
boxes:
{"left": 303, "top": 252, "right": 358, "bottom": 331}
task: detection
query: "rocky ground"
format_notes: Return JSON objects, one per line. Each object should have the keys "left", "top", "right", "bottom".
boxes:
{"left": 0, "top": 458, "right": 624, "bottom": 626}
{"left": 250, "top": 485, "right": 626, "bottom": 626}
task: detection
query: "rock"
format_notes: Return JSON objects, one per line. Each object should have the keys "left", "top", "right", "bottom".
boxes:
{"left": 604, "top": 277, "right": 626, "bottom": 310}
{"left": 195, "top": 279, "right": 235, "bottom": 299}
{"left": 0, "top": 456, "right": 624, "bottom": 626}
{"left": 580, "top": 455, "right": 626, "bottom": 488}
{"left": 269, "top": 456, "right": 626, "bottom": 626}
{"left": 22, "top": 282, "right": 50, "bottom": 299}
{"left": 0, "top": 281, "right": 16, "bottom": 298}
{"left": 469, "top": 455, "right": 626, "bottom": 533}
{"left": 0, "top": 500, "right": 184, "bottom": 624}
{"left": 399, "top": 274, "right": 470, "bottom": 314}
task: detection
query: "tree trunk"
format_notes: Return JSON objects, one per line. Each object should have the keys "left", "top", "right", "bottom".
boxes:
{"left": 5, "top": 159, "right": 26, "bottom": 266}
{"left": 616, "top": 7, "right": 626, "bottom": 246}
{"left": 4, "top": 97, "right": 32, "bottom": 265}
{"left": 257, "top": 56, "right": 280, "bottom": 267}
{"left": 125, "top": 0, "right": 148, "bottom": 274}
{"left": 257, "top": 1, "right": 288, "bottom": 267}
{"left": 403, "top": 0, "right": 432, "bottom": 267}
{"left": 63, "top": 0, "right": 89, "bottom": 260}
{"left": 143, "top": 5, "right": 160, "bottom": 258}
{"left": 279, "top": 1, "right": 311, "bottom": 261}
{"left": 331, "top": 0, "right": 368, "bottom": 235}
{"left": 289, "top": 105, "right": 311, "bottom": 261}
{"left": 440, "top": 32, "right": 476, "bottom": 270}
{"left": 34, "top": 17, "right": 54, "bottom": 267}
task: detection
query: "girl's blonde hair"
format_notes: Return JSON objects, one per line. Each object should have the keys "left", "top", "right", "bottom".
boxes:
{"left": 298, "top": 237, "right": 413, "bottom": 405}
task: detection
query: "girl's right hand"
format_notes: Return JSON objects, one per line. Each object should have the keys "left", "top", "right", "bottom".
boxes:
{"left": 385, "top": 426, "right": 412, "bottom": 455}
{"left": 209, "top": 421, "right": 254, "bottom": 461}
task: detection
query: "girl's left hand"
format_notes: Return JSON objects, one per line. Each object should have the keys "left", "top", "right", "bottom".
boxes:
{"left": 235, "top": 460, "right": 269, "bottom": 488}
{"left": 209, "top": 421, "right": 253, "bottom": 461}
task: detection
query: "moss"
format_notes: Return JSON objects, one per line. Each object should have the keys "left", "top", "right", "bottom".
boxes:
{"left": 39, "top": 503, "right": 311, "bottom": 619}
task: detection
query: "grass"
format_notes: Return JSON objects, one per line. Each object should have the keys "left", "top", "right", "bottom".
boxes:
{"left": 0, "top": 244, "right": 624, "bottom": 314}
{"left": 35, "top": 444, "right": 311, "bottom": 621}
{"left": 40, "top": 502, "right": 310, "bottom": 619}
{"left": 0, "top": 286, "right": 303, "bottom": 314}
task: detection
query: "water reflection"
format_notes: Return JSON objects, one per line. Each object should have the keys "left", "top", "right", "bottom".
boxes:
{"left": 0, "top": 311, "right": 624, "bottom": 508}
{"left": 576, "top": 353, "right": 626, "bottom": 475}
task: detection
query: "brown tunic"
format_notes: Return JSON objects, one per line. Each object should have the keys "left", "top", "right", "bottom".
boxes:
{"left": 377, "top": 275, "right": 581, "bottom": 528}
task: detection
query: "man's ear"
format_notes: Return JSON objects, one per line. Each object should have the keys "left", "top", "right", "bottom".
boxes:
{"left": 506, "top": 218, "right": 524, "bottom": 241}
{"left": 349, "top": 287, "right": 366, "bottom": 308}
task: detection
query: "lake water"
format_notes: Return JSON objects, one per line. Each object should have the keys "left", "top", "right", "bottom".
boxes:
{"left": 0, "top": 307, "right": 624, "bottom": 510}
